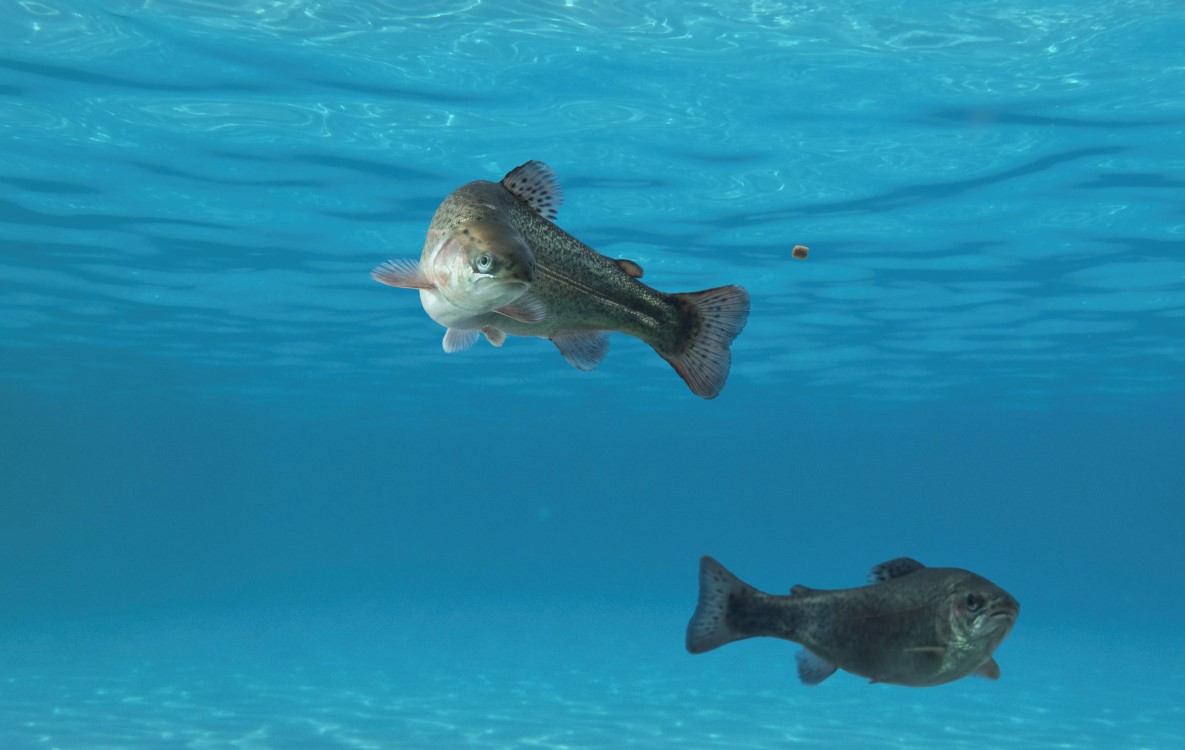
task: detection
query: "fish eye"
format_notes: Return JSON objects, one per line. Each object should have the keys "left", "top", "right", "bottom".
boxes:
{"left": 475, "top": 253, "right": 495, "bottom": 272}
{"left": 965, "top": 593, "right": 983, "bottom": 612}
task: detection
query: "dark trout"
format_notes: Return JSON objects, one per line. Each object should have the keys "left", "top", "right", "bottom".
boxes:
{"left": 687, "top": 556, "right": 1019, "bottom": 687}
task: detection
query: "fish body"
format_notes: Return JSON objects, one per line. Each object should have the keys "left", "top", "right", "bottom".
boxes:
{"left": 687, "top": 556, "right": 1019, "bottom": 687}
{"left": 372, "top": 161, "right": 749, "bottom": 399}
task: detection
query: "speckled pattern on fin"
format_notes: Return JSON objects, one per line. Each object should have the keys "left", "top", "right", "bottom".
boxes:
{"left": 482, "top": 327, "right": 506, "bottom": 347}
{"left": 974, "top": 658, "right": 1001, "bottom": 680}
{"left": 796, "top": 648, "right": 838, "bottom": 685}
{"left": 868, "top": 557, "right": 925, "bottom": 584}
{"left": 442, "top": 328, "right": 479, "bottom": 353}
{"left": 551, "top": 331, "right": 609, "bottom": 371}
{"left": 686, "top": 556, "right": 752, "bottom": 654}
{"left": 615, "top": 258, "right": 644, "bottom": 278}
{"left": 494, "top": 291, "right": 545, "bottom": 324}
{"left": 371, "top": 259, "right": 433, "bottom": 290}
{"left": 501, "top": 161, "right": 564, "bottom": 221}
{"left": 660, "top": 285, "right": 749, "bottom": 399}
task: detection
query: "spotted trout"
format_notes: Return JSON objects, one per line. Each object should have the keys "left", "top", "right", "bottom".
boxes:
{"left": 687, "top": 556, "right": 1019, "bottom": 687}
{"left": 372, "top": 161, "right": 750, "bottom": 399}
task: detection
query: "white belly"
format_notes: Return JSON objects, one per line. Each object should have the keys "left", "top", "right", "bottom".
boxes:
{"left": 420, "top": 289, "right": 483, "bottom": 329}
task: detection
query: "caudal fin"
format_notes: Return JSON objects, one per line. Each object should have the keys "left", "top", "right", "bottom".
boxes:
{"left": 660, "top": 285, "right": 750, "bottom": 399}
{"left": 686, "top": 556, "right": 760, "bottom": 654}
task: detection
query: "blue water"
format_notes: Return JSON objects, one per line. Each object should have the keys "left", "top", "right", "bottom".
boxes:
{"left": 2, "top": 1, "right": 1184, "bottom": 747}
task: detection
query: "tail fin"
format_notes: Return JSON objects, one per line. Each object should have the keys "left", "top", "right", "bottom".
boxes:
{"left": 686, "top": 556, "right": 760, "bottom": 654}
{"left": 660, "top": 285, "right": 750, "bottom": 399}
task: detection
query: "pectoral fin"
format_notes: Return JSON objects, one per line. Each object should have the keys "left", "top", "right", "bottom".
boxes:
{"left": 973, "top": 658, "right": 1001, "bottom": 680}
{"left": 551, "top": 331, "right": 610, "bottom": 371}
{"left": 371, "top": 259, "right": 434, "bottom": 290}
{"left": 796, "top": 648, "right": 837, "bottom": 685}
{"left": 442, "top": 328, "right": 479, "bottom": 353}
{"left": 903, "top": 645, "right": 948, "bottom": 675}
{"left": 494, "top": 291, "right": 545, "bottom": 324}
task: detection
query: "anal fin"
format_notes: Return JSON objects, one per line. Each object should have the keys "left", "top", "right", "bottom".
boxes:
{"left": 973, "top": 658, "right": 1001, "bottom": 680}
{"left": 796, "top": 648, "right": 838, "bottom": 686}
{"left": 551, "top": 331, "right": 609, "bottom": 371}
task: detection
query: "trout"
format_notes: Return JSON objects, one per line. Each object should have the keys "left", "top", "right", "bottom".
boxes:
{"left": 687, "top": 556, "right": 1019, "bottom": 687}
{"left": 372, "top": 161, "right": 749, "bottom": 399}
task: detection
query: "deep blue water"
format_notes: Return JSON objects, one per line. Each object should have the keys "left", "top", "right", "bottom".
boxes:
{"left": 2, "top": 1, "right": 1184, "bottom": 748}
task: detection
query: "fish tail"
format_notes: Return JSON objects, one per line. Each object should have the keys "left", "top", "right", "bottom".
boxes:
{"left": 660, "top": 285, "right": 749, "bottom": 399}
{"left": 687, "top": 556, "right": 765, "bottom": 654}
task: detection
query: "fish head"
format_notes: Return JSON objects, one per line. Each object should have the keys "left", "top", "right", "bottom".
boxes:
{"left": 942, "top": 576, "right": 1020, "bottom": 651}
{"left": 431, "top": 219, "right": 536, "bottom": 313}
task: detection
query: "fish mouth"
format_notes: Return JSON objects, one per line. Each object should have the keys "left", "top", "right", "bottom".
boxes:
{"left": 477, "top": 276, "right": 530, "bottom": 292}
{"left": 474, "top": 263, "right": 533, "bottom": 285}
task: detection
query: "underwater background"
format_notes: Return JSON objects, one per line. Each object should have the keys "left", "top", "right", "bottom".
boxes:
{"left": 2, "top": 1, "right": 1183, "bottom": 747}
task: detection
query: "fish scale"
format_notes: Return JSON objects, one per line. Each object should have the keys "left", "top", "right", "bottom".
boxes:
{"left": 492, "top": 207, "right": 679, "bottom": 343}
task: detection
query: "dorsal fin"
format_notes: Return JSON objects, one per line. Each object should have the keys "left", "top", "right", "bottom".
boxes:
{"left": 869, "top": 557, "right": 925, "bottom": 584}
{"left": 501, "top": 161, "right": 564, "bottom": 220}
